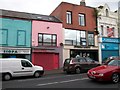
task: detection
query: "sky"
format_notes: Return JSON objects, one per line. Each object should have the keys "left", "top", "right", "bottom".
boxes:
{"left": 0, "top": 0, "right": 119, "bottom": 15}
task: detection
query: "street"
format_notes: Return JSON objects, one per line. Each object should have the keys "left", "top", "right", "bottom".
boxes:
{"left": 2, "top": 72, "right": 119, "bottom": 89}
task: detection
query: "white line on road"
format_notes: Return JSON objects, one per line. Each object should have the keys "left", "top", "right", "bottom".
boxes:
{"left": 17, "top": 73, "right": 87, "bottom": 82}
{"left": 36, "top": 78, "right": 88, "bottom": 86}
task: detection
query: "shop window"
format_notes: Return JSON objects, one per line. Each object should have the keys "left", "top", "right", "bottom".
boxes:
{"left": 66, "top": 11, "right": 72, "bottom": 24}
{"left": 17, "top": 30, "right": 26, "bottom": 46}
{"left": 0, "top": 29, "right": 8, "bottom": 45}
{"left": 38, "top": 33, "right": 57, "bottom": 46}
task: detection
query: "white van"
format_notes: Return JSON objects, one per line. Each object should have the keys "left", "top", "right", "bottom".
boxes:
{"left": 0, "top": 58, "right": 44, "bottom": 81}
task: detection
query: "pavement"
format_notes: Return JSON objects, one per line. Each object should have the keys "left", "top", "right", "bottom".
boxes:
{"left": 44, "top": 68, "right": 64, "bottom": 75}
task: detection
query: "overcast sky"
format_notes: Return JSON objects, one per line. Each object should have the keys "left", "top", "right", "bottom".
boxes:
{"left": 0, "top": 0, "right": 119, "bottom": 15}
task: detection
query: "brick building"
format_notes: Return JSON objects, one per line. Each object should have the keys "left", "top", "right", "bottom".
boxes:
{"left": 50, "top": 1, "right": 99, "bottom": 64}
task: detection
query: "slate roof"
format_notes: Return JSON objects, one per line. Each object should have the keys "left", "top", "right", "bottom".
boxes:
{"left": 0, "top": 9, "right": 62, "bottom": 23}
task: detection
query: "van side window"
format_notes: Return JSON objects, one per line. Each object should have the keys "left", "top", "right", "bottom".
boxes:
{"left": 21, "top": 60, "right": 32, "bottom": 67}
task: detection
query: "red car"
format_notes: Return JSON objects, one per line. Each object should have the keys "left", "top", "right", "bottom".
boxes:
{"left": 87, "top": 58, "right": 120, "bottom": 83}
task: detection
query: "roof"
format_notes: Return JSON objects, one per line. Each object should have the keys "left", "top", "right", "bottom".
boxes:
{"left": 0, "top": 9, "right": 62, "bottom": 23}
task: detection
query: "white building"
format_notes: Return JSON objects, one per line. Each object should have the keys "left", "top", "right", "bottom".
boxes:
{"left": 97, "top": 3, "right": 119, "bottom": 63}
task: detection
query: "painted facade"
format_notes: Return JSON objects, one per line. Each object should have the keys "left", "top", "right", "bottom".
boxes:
{"left": 31, "top": 16, "right": 63, "bottom": 70}
{"left": 97, "top": 4, "right": 119, "bottom": 63}
{"left": 0, "top": 18, "right": 31, "bottom": 60}
{"left": 0, "top": 16, "right": 31, "bottom": 60}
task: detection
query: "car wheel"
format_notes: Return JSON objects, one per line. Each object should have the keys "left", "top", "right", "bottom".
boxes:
{"left": 75, "top": 67, "right": 81, "bottom": 74}
{"left": 112, "top": 73, "right": 119, "bottom": 83}
{"left": 3, "top": 73, "right": 12, "bottom": 81}
{"left": 34, "top": 71, "right": 41, "bottom": 78}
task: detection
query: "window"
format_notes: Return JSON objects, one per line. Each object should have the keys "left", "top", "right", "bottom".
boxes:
{"left": 0, "top": 29, "right": 8, "bottom": 45}
{"left": 66, "top": 11, "right": 72, "bottom": 24}
{"left": 80, "top": 31, "right": 86, "bottom": 46}
{"left": 101, "top": 25, "right": 104, "bottom": 36}
{"left": 78, "top": 58, "right": 86, "bottom": 62}
{"left": 21, "top": 60, "right": 32, "bottom": 67}
{"left": 107, "top": 26, "right": 114, "bottom": 37}
{"left": 88, "top": 32, "right": 94, "bottom": 46}
{"left": 17, "top": 30, "right": 26, "bottom": 46}
{"left": 78, "top": 14, "right": 85, "bottom": 26}
{"left": 106, "top": 9, "right": 109, "bottom": 17}
{"left": 112, "top": 27, "right": 115, "bottom": 37}
{"left": 85, "top": 57, "right": 93, "bottom": 62}
{"left": 64, "top": 29, "right": 86, "bottom": 46}
{"left": 38, "top": 33, "right": 57, "bottom": 46}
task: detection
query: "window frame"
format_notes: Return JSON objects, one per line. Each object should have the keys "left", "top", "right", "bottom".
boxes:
{"left": 38, "top": 33, "right": 57, "bottom": 46}
{"left": 88, "top": 32, "right": 94, "bottom": 46}
{"left": 66, "top": 11, "right": 72, "bottom": 24}
{"left": 21, "top": 60, "right": 32, "bottom": 67}
{"left": 78, "top": 13, "right": 86, "bottom": 26}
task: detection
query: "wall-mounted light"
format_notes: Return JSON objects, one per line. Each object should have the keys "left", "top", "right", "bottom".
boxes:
{"left": 47, "top": 27, "right": 50, "bottom": 29}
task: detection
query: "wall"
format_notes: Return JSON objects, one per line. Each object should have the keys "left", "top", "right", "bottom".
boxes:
{"left": 32, "top": 20, "right": 63, "bottom": 47}
{"left": 0, "top": 18, "right": 31, "bottom": 47}
{"left": 51, "top": 2, "right": 96, "bottom": 31}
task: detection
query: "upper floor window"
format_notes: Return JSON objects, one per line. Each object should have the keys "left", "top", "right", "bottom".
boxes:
{"left": 0, "top": 29, "right": 8, "bottom": 45}
{"left": 107, "top": 26, "right": 114, "bottom": 37}
{"left": 17, "top": 30, "right": 26, "bottom": 46}
{"left": 101, "top": 25, "right": 104, "bottom": 36}
{"left": 78, "top": 14, "right": 85, "bottom": 26}
{"left": 88, "top": 32, "right": 94, "bottom": 46}
{"left": 106, "top": 9, "right": 109, "bottom": 17}
{"left": 64, "top": 29, "right": 87, "bottom": 46}
{"left": 66, "top": 11, "right": 72, "bottom": 24}
{"left": 38, "top": 33, "right": 57, "bottom": 46}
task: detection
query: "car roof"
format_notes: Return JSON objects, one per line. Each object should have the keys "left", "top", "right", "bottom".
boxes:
{"left": 0, "top": 58, "right": 28, "bottom": 61}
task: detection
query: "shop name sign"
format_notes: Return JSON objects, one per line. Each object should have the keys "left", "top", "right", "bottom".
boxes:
{"left": 1, "top": 49, "right": 31, "bottom": 54}
{"left": 102, "top": 38, "right": 119, "bottom": 43}
{"left": 4, "top": 50, "right": 18, "bottom": 54}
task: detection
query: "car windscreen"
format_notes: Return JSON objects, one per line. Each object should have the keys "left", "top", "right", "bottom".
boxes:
{"left": 107, "top": 60, "right": 120, "bottom": 66}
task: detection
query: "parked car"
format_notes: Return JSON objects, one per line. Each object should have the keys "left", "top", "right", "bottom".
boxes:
{"left": 0, "top": 58, "right": 44, "bottom": 81}
{"left": 63, "top": 57, "right": 100, "bottom": 74}
{"left": 87, "top": 58, "right": 120, "bottom": 83}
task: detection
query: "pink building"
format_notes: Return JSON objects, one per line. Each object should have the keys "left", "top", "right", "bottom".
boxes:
{"left": 31, "top": 15, "right": 63, "bottom": 70}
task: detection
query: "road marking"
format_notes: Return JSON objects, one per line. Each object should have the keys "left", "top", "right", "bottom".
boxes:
{"left": 17, "top": 73, "right": 87, "bottom": 82}
{"left": 36, "top": 78, "right": 88, "bottom": 86}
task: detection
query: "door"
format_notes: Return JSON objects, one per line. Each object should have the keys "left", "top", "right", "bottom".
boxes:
{"left": 85, "top": 57, "right": 97, "bottom": 69}
{"left": 20, "top": 60, "right": 33, "bottom": 76}
{"left": 78, "top": 58, "right": 88, "bottom": 70}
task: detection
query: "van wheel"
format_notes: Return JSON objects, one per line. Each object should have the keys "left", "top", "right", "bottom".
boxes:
{"left": 75, "top": 67, "right": 81, "bottom": 74}
{"left": 112, "top": 73, "right": 119, "bottom": 83}
{"left": 3, "top": 73, "right": 12, "bottom": 81}
{"left": 34, "top": 71, "right": 41, "bottom": 78}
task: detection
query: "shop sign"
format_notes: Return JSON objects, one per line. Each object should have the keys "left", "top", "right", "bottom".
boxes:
{"left": 101, "top": 43, "right": 119, "bottom": 50}
{"left": 0, "top": 49, "right": 31, "bottom": 54}
{"left": 102, "top": 38, "right": 119, "bottom": 43}
{"left": 4, "top": 50, "right": 18, "bottom": 54}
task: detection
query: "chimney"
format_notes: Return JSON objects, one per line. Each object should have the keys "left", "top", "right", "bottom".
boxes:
{"left": 80, "top": 0, "right": 86, "bottom": 6}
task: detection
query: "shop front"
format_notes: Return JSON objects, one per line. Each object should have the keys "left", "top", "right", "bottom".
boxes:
{"left": 0, "top": 47, "right": 31, "bottom": 61}
{"left": 63, "top": 45, "right": 99, "bottom": 64}
{"left": 101, "top": 37, "right": 119, "bottom": 61}
{"left": 32, "top": 47, "right": 63, "bottom": 70}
